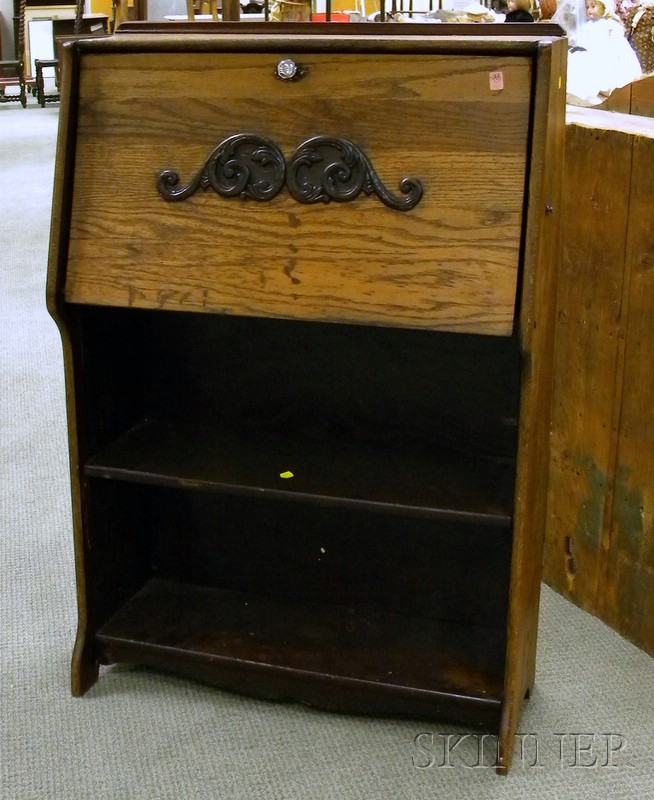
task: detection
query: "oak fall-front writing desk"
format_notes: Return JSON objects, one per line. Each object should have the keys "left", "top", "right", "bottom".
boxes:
{"left": 47, "top": 26, "right": 566, "bottom": 773}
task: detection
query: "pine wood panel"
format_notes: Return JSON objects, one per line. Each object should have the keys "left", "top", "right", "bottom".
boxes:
{"left": 596, "top": 75, "right": 654, "bottom": 117}
{"left": 544, "top": 123, "right": 631, "bottom": 605}
{"left": 544, "top": 110, "right": 654, "bottom": 659}
{"left": 64, "top": 51, "right": 532, "bottom": 334}
{"left": 631, "top": 75, "right": 654, "bottom": 118}
{"left": 598, "top": 134, "right": 654, "bottom": 654}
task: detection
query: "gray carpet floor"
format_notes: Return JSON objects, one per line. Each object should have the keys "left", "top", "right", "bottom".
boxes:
{"left": 1, "top": 102, "right": 653, "bottom": 799}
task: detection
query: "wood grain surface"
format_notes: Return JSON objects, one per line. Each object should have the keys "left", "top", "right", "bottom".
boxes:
{"left": 544, "top": 113, "right": 654, "bottom": 658}
{"left": 497, "top": 38, "right": 566, "bottom": 774}
{"left": 545, "top": 123, "right": 632, "bottom": 604}
{"left": 631, "top": 75, "right": 654, "bottom": 118}
{"left": 598, "top": 133, "right": 654, "bottom": 655}
{"left": 64, "top": 51, "right": 532, "bottom": 334}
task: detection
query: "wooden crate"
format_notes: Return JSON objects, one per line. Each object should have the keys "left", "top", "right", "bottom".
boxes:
{"left": 597, "top": 74, "right": 654, "bottom": 117}
{"left": 544, "top": 106, "right": 654, "bottom": 657}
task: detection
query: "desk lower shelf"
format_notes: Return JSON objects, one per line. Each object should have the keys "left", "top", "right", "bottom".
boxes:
{"left": 96, "top": 578, "right": 505, "bottom": 727}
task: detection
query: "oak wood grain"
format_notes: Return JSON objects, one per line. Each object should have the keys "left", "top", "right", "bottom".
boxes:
{"left": 65, "top": 51, "right": 532, "bottom": 334}
{"left": 45, "top": 44, "right": 101, "bottom": 697}
{"left": 498, "top": 38, "right": 566, "bottom": 774}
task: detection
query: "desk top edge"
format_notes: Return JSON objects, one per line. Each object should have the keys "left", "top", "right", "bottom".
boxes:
{"left": 61, "top": 23, "right": 566, "bottom": 57}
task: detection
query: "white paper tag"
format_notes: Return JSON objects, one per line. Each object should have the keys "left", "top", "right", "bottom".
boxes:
{"left": 489, "top": 71, "right": 504, "bottom": 92}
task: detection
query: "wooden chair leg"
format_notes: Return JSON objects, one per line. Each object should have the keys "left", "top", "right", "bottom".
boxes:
{"left": 0, "top": 60, "right": 28, "bottom": 107}
{"left": 34, "top": 59, "right": 59, "bottom": 107}
{"left": 35, "top": 59, "right": 45, "bottom": 107}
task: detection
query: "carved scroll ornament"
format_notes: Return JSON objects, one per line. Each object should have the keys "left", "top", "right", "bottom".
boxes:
{"left": 157, "top": 134, "right": 286, "bottom": 203}
{"left": 157, "top": 135, "right": 423, "bottom": 212}
{"left": 287, "top": 136, "right": 423, "bottom": 211}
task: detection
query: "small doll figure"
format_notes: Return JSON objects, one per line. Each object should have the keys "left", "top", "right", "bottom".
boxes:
{"left": 566, "top": 0, "right": 642, "bottom": 105}
{"left": 505, "top": 0, "right": 536, "bottom": 21}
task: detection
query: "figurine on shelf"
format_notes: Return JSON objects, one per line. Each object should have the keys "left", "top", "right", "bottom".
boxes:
{"left": 566, "top": 0, "right": 642, "bottom": 105}
{"left": 504, "top": 0, "right": 536, "bottom": 21}
{"left": 455, "top": 2, "right": 500, "bottom": 21}
{"left": 552, "top": 0, "right": 588, "bottom": 41}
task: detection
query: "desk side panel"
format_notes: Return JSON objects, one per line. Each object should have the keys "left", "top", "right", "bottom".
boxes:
{"left": 499, "top": 38, "right": 566, "bottom": 773}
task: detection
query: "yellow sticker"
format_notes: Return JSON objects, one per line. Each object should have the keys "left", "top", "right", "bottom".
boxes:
{"left": 280, "top": 471, "right": 294, "bottom": 479}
